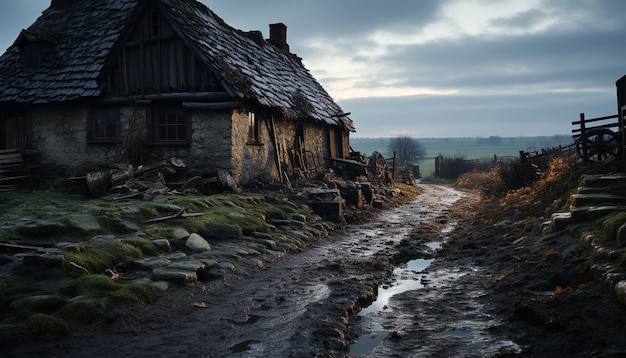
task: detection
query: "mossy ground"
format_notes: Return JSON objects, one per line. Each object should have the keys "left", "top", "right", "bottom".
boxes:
{"left": 1, "top": 186, "right": 385, "bottom": 344}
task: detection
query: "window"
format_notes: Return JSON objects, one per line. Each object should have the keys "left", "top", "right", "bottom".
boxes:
{"left": 151, "top": 108, "right": 189, "bottom": 145}
{"left": 247, "top": 112, "right": 259, "bottom": 144}
{"left": 88, "top": 108, "right": 120, "bottom": 142}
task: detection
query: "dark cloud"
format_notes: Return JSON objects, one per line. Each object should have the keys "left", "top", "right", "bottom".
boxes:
{"left": 1, "top": 0, "right": 624, "bottom": 137}
{"left": 341, "top": 90, "right": 616, "bottom": 138}
{"left": 206, "top": 0, "right": 443, "bottom": 38}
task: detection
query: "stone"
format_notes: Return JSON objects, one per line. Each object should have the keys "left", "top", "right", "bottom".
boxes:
{"left": 118, "top": 220, "right": 140, "bottom": 233}
{"left": 617, "top": 223, "right": 626, "bottom": 246}
{"left": 186, "top": 233, "right": 211, "bottom": 252}
{"left": 615, "top": 280, "right": 626, "bottom": 305}
{"left": 167, "top": 260, "right": 206, "bottom": 273}
{"left": 551, "top": 212, "right": 571, "bottom": 231}
{"left": 198, "top": 258, "right": 218, "bottom": 268}
{"left": 133, "top": 256, "right": 171, "bottom": 269}
{"left": 67, "top": 214, "right": 101, "bottom": 232}
{"left": 21, "top": 253, "right": 66, "bottom": 267}
{"left": 152, "top": 268, "right": 197, "bottom": 285}
{"left": 168, "top": 227, "right": 190, "bottom": 240}
{"left": 152, "top": 239, "right": 171, "bottom": 252}
{"left": 163, "top": 252, "right": 187, "bottom": 260}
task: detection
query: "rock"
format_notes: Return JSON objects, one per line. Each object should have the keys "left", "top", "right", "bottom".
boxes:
{"left": 21, "top": 253, "right": 66, "bottom": 267}
{"left": 152, "top": 239, "right": 171, "bottom": 252}
{"left": 118, "top": 220, "right": 140, "bottom": 233}
{"left": 551, "top": 212, "right": 572, "bottom": 231}
{"left": 494, "top": 219, "right": 513, "bottom": 230}
{"left": 186, "top": 233, "right": 211, "bottom": 252}
{"left": 15, "top": 220, "right": 67, "bottom": 237}
{"left": 615, "top": 280, "right": 626, "bottom": 305}
{"left": 152, "top": 268, "right": 197, "bottom": 285}
{"left": 133, "top": 256, "right": 171, "bottom": 269}
{"left": 291, "top": 213, "right": 307, "bottom": 222}
{"left": 167, "top": 260, "right": 206, "bottom": 273}
{"left": 55, "top": 241, "right": 87, "bottom": 251}
{"left": 67, "top": 214, "right": 101, "bottom": 232}
{"left": 617, "top": 223, "right": 626, "bottom": 246}
{"left": 218, "top": 261, "right": 235, "bottom": 270}
{"left": 168, "top": 227, "right": 190, "bottom": 240}
{"left": 198, "top": 258, "right": 218, "bottom": 269}
{"left": 149, "top": 281, "right": 170, "bottom": 291}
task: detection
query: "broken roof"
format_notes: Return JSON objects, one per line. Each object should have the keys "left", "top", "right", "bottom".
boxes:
{"left": 0, "top": 0, "right": 354, "bottom": 131}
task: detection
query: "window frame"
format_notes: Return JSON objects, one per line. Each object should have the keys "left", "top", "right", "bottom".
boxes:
{"left": 149, "top": 107, "right": 191, "bottom": 146}
{"left": 87, "top": 107, "right": 121, "bottom": 143}
{"left": 246, "top": 111, "right": 261, "bottom": 145}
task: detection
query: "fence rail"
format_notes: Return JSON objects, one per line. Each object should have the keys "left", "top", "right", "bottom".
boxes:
{"left": 571, "top": 112, "right": 621, "bottom": 166}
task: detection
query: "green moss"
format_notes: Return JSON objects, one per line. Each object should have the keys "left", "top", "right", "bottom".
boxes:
{"left": 64, "top": 239, "right": 143, "bottom": 274}
{"left": 0, "top": 278, "right": 52, "bottom": 320}
{"left": 25, "top": 313, "right": 70, "bottom": 339}
{"left": 0, "top": 324, "right": 28, "bottom": 346}
{"left": 10, "top": 295, "right": 66, "bottom": 317}
{"left": 63, "top": 275, "right": 161, "bottom": 304}
{"left": 109, "top": 283, "right": 163, "bottom": 304}
{"left": 58, "top": 299, "right": 106, "bottom": 324}
{"left": 603, "top": 211, "right": 626, "bottom": 244}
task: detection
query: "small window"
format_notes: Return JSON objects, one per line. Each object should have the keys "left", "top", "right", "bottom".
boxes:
{"left": 151, "top": 108, "right": 189, "bottom": 145}
{"left": 247, "top": 112, "right": 259, "bottom": 144}
{"left": 88, "top": 108, "right": 120, "bottom": 142}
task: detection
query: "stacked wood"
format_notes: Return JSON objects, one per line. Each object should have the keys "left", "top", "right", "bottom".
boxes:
{"left": 83, "top": 158, "right": 236, "bottom": 199}
{"left": 397, "top": 167, "right": 416, "bottom": 185}
{"left": 0, "top": 148, "right": 31, "bottom": 191}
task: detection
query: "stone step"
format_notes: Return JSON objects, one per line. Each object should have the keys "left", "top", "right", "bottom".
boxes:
{"left": 571, "top": 193, "right": 626, "bottom": 208}
{"left": 551, "top": 212, "right": 572, "bottom": 231}
{"left": 581, "top": 174, "right": 626, "bottom": 189}
{"left": 570, "top": 205, "right": 626, "bottom": 222}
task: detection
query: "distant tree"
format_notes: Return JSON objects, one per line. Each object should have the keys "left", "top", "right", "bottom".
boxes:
{"left": 388, "top": 136, "right": 426, "bottom": 166}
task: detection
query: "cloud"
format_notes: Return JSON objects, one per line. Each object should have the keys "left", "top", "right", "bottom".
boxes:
{"left": 1, "top": 0, "right": 624, "bottom": 138}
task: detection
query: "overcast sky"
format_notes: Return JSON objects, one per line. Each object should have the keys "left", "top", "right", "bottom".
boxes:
{"left": 1, "top": 0, "right": 625, "bottom": 138}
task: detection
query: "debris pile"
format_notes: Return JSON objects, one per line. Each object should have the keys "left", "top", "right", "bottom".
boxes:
{"left": 82, "top": 158, "right": 236, "bottom": 200}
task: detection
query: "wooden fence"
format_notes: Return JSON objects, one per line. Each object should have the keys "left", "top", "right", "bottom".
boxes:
{"left": 571, "top": 112, "right": 621, "bottom": 166}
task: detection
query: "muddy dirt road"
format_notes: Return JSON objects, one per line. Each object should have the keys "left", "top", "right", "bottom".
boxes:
{"left": 9, "top": 184, "right": 571, "bottom": 357}
{"left": 14, "top": 184, "right": 496, "bottom": 357}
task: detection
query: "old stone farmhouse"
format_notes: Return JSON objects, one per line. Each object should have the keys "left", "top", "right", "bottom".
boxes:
{"left": 0, "top": 0, "right": 355, "bottom": 186}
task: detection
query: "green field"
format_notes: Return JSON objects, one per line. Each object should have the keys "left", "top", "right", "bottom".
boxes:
{"left": 350, "top": 135, "right": 573, "bottom": 177}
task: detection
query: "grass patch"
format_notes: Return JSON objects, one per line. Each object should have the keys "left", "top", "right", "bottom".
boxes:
{"left": 26, "top": 313, "right": 70, "bottom": 339}
{"left": 63, "top": 240, "right": 143, "bottom": 274}
{"left": 62, "top": 275, "right": 162, "bottom": 304}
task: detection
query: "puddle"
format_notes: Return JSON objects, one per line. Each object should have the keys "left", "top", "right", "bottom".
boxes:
{"left": 348, "top": 331, "right": 387, "bottom": 357}
{"left": 358, "top": 258, "right": 434, "bottom": 316}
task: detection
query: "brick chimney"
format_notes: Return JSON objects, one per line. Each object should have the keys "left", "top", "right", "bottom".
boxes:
{"left": 268, "top": 23, "right": 289, "bottom": 52}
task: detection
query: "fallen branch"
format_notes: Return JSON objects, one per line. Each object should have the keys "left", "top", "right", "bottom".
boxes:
{"left": 142, "top": 207, "right": 185, "bottom": 223}
{"left": 68, "top": 261, "right": 90, "bottom": 275}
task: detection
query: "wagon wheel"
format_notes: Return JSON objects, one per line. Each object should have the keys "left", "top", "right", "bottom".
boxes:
{"left": 369, "top": 151, "right": 393, "bottom": 185}
{"left": 576, "top": 128, "right": 622, "bottom": 164}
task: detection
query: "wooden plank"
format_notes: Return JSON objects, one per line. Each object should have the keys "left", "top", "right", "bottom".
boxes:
{"left": 0, "top": 148, "right": 20, "bottom": 154}
{"left": 0, "top": 175, "right": 30, "bottom": 182}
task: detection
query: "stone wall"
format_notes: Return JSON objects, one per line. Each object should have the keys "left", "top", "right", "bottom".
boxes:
{"left": 231, "top": 110, "right": 276, "bottom": 185}
{"left": 30, "top": 107, "right": 127, "bottom": 177}
{"left": 28, "top": 105, "right": 335, "bottom": 185}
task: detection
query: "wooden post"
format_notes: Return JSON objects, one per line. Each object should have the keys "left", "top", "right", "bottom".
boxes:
{"left": 580, "top": 113, "right": 587, "bottom": 166}
{"left": 392, "top": 151, "right": 397, "bottom": 181}
{"left": 621, "top": 105, "right": 626, "bottom": 172}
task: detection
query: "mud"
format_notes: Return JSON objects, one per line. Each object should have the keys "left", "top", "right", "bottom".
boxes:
{"left": 7, "top": 184, "right": 626, "bottom": 357}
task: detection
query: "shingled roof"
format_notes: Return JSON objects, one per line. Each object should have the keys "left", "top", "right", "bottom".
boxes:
{"left": 0, "top": 0, "right": 355, "bottom": 131}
